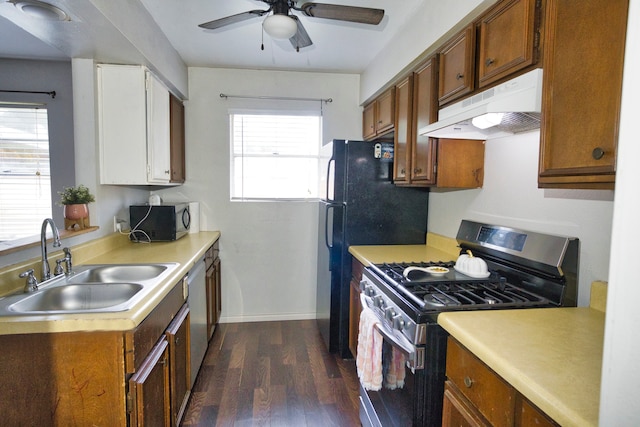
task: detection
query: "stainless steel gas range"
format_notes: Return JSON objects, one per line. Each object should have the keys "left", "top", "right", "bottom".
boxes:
{"left": 358, "top": 220, "right": 579, "bottom": 427}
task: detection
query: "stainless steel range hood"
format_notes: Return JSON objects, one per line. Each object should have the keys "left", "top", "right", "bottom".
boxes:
{"left": 419, "top": 68, "right": 543, "bottom": 140}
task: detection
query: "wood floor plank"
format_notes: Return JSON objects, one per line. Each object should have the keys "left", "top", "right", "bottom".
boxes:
{"left": 180, "top": 320, "right": 360, "bottom": 427}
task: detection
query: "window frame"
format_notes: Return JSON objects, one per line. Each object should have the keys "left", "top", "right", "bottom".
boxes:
{"left": 229, "top": 109, "right": 323, "bottom": 202}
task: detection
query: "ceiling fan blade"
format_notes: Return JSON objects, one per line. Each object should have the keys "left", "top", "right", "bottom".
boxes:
{"left": 289, "top": 15, "right": 313, "bottom": 51}
{"left": 299, "top": 3, "right": 384, "bottom": 25}
{"left": 198, "top": 10, "right": 269, "bottom": 30}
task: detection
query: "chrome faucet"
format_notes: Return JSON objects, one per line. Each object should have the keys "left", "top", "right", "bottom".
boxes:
{"left": 41, "top": 218, "right": 62, "bottom": 281}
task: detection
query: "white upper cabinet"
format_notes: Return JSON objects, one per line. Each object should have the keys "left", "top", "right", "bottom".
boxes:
{"left": 98, "top": 64, "right": 175, "bottom": 185}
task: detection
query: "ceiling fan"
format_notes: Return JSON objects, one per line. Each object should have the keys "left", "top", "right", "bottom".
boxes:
{"left": 198, "top": 0, "right": 384, "bottom": 52}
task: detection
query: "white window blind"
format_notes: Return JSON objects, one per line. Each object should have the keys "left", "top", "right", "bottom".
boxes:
{"left": 0, "top": 106, "right": 52, "bottom": 241}
{"left": 230, "top": 112, "right": 322, "bottom": 200}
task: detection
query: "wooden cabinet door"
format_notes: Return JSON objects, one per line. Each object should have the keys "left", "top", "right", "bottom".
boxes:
{"left": 129, "top": 337, "right": 171, "bottom": 427}
{"left": 393, "top": 75, "right": 413, "bottom": 183}
{"left": 206, "top": 263, "right": 216, "bottom": 341}
{"left": 439, "top": 24, "right": 475, "bottom": 106}
{"left": 214, "top": 256, "right": 222, "bottom": 325}
{"left": 362, "top": 102, "right": 376, "bottom": 140}
{"left": 538, "top": 0, "right": 627, "bottom": 189}
{"left": 166, "top": 304, "right": 191, "bottom": 427}
{"left": 436, "top": 139, "right": 485, "bottom": 188}
{"left": 376, "top": 88, "right": 395, "bottom": 135}
{"left": 478, "top": 0, "right": 538, "bottom": 88}
{"left": 411, "top": 55, "right": 439, "bottom": 184}
{"left": 169, "top": 94, "right": 185, "bottom": 183}
{"left": 206, "top": 242, "right": 221, "bottom": 341}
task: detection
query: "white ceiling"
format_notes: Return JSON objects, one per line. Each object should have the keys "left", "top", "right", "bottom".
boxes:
{"left": 0, "top": 0, "right": 424, "bottom": 73}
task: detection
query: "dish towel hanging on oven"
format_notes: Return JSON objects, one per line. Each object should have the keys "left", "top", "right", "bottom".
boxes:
{"left": 383, "top": 342, "right": 406, "bottom": 390}
{"left": 357, "top": 294, "right": 383, "bottom": 391}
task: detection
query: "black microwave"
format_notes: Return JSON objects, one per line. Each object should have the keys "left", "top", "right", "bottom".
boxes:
{"left": 129, "top": 203, "right": 190, "bottom": 242}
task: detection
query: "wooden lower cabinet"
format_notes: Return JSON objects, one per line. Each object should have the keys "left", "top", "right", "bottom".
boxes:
{"left": 444, "top": 337, "right": 558, "bottom": 427}
{"left": 129, "top": 338, "right": 171, "bottom": 427}
{"left": 205, "top": 240, "right": 221, "bottom": 340}
{"left": 0, "top": 279, "right": 191, "bottom": 426}
{"left": 348, "top": 258, "right": 364, "bottom": 359}
{"left": 166, "top": 304, "right": 191, "bottom": 426}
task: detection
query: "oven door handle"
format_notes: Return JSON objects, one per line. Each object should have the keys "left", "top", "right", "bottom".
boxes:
{"left": 373, "top": 323, "right": 424, "bottom": 370}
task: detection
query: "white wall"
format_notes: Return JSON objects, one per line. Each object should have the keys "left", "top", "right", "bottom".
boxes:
{"left": 428, "top": 132, "right": 614, "bottom": 307}
{"left": 600, "top": 0, "right": 640, "bottom": 422}
{"left": 157, "top": 68, "right": 361, "bottom": 322}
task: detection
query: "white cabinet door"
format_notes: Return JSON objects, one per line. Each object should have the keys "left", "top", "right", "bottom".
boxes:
{"left": 146, "top": 72, "right": 171, "bottom": 183}
{"left": 98, "top": 64, "right": 148, "bottom": 185}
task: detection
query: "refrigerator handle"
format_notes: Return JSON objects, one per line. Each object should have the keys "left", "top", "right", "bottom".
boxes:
{"left": 325, "top": 157, "right": 335, "bottom": 203}
{"left": 324, "top": 202, "right": 340, "bottom": 250}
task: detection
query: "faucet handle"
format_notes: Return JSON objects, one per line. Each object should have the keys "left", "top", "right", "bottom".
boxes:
{"left": 19, "top": 269, "right": 38, "bottom": 293}
{"left": 54, "top": 259, "right": 65, "bottom": 276}
{"left": 62, "top": 247, "right": 73, "bottom": 275}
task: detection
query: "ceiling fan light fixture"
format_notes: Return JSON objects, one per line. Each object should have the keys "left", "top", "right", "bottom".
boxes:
{"left": 263, "top": 14, "right": 297, "bottom": 39}
{"left": 11, "top": 0, "right": 70, "bottom": 21}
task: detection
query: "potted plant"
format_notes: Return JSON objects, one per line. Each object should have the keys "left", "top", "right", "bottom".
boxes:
{"left": 58, "top": 184, "right": 95, "bottom": 230}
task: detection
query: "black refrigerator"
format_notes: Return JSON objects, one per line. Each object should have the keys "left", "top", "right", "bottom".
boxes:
{"left": 317, "top": 139, "right": 429, "bottom": 358}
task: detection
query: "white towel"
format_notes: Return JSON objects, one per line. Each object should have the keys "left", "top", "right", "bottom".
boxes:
{"left": 356, "top": 295, "right": 383, "bottom": 391}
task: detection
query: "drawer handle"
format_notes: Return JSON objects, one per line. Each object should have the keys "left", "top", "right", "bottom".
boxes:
{"left": 592, "top": 147, "right": 605, "bottom": 160}
{"left": 464, "top": 376, "right": 474, "bottom": 388}
{"left": 456, "top": 73, "right": 464, "bottom": 80}
{"left": 414, "top": 168, "right": 422, "bottom": 174}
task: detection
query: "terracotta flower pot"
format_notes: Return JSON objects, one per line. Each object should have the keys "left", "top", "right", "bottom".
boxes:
{"left": 63, "top": 204, "right": 90, "bottom": 230}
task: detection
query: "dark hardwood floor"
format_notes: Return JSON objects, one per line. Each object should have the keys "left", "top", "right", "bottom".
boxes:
{"left": 181, "top": 320, "right": 361, "bottom": 426}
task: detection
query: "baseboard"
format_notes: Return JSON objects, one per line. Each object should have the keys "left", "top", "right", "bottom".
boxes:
{"left": 220, "top": 312, "right": 317, "bottom": 323}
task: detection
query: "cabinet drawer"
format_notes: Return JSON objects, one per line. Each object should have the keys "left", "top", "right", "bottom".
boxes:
{"left": 446, "top": 337, "right": 515, "bottom": 427}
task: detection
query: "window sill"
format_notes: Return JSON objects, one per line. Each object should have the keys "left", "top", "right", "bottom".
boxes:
{"left": 0, "top": 226, "right": 100, "bottom": 257}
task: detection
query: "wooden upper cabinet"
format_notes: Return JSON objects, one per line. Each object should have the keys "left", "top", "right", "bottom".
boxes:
{"left": 169, "top": 94, "right": 185, "bottom": 183}
{"left": 411, "top": 55, "right": 439, "bottom": 185}
{"left": 439, "top": 24, "right": 476, "bottom": 106}
{"left": 478, "top": 0, "right": 539, "bottom": 88}
{"left": 538, "top": 0, "right": 628, "bottom": 189}
{"left": 363, "top": 87, "right": 396, "bottom": 140}
{"left": 393, "top": 75, "right": 413, "bottom": 183}
{"left": 362, "top": 102, "right": 376, "bottom": 140}
{"left": 435, "top": 139, "right": 485, "bottom": 189}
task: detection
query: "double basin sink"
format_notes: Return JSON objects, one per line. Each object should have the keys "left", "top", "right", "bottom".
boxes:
{"left": 0, "top": 263, "right": 178, "bottom": 315}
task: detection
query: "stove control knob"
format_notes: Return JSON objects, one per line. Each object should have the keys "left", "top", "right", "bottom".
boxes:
{"left": 393, "top": 315, "right": 406, "bottom": 331}
{"left": 374, "top": 296, "right": 385, "bottom": 309}
{"left": 385, "top": 307, "right": 396, "bottom": 321}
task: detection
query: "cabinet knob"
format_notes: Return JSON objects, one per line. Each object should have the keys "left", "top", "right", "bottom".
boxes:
{"left": 414, "top": 168, "right": 422, "bottom": 174}
{"left": 456, "top": 73, "right": 464, "bottom": 80}
{"left": 400, "top": 168, "right": 405, "bottom": 175}
{"left": 464, "top": 376, "right": 474, "bottom": 388}
{"left": 592, "top": 147, "right": 605, "bottom": 160}
{"left": 485, "top": 58, "right": 495, "bottom": 67}
{"left": 175, "top": 337, "right": 180, "bottom": 346}
{"left": 165, "top": 170, "right": 170, "bottom": 174}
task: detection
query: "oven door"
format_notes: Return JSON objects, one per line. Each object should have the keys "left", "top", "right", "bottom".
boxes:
{"left": 359, "top": 342, "right": 422, "bottom": 427}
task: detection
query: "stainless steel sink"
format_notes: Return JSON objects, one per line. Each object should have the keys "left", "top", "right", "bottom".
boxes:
{"left": 0, "top": 262, "right": 179, "bottom": 315}
{"left": 8, "top": 283, "right": 143, "bottom": 313}
{"left": 68, "top": 264, "right": 170, "bottom": 283}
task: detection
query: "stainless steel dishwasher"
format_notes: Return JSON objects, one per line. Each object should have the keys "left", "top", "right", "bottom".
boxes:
{"left": 187, "top": 257, "right": 208, "bottom": 387}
